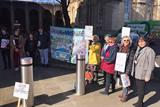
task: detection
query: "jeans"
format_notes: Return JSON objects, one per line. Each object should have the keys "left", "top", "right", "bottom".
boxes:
{"left": 105, "top": 72, "right": 116, "bottom": 94}
{"left": 39, "top": 48, "right": 49, "bottom": 65}
{"left": 122, "top": 87, "right": 128, "bottom": 97}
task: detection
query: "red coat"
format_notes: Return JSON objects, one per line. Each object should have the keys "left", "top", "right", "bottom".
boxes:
{"left": 100, "top": 45, "right": 118, "bottom": 74}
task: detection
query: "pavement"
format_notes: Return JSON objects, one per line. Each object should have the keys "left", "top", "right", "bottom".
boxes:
{"left": 0, "top": 52, "right": 160, "bottom": 107}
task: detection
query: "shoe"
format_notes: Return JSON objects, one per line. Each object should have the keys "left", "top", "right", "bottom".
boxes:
{"left": 133, "top": 102, "right": 143, "bottom": 107}
{"left": 15, "top": 67, "right": 19, "bottom": 71}
{"left": 118, "top": 94, "right": 123, "bottom": 98}
{"left": 100, "top": 91, "right": 109, "bottom": 96}
{"left": 120, "top": 96, "right": 128, "bottom": 102}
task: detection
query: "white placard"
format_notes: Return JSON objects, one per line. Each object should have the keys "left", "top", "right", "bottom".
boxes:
{"left": 121, "top": 74, "right": 130, "bottom": 88}
{"left": 84, "top": 25, "right": 93, "bottom": 40}
{"left": 115, "top": 52, "right": 127, "bottom": 73}
{"left": 1, "top": 39, "right": 9, "bottom": 48}
{"left": 13, "top": 82, "right": 29, "bottom": 100}
{"left": 121, "top": 27, "right": 131, "bottom": 37}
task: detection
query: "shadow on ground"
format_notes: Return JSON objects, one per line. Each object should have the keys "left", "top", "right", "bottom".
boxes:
{"left": 0, "top": 63, "right": 76, "bottom": 88}
{"left": 127, "top": 80, "right": 160, "bottom": 107}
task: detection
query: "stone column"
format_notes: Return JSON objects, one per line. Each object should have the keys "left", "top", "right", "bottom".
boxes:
{"left": 10, "top": 1, "right": 14, "bottom": 33}
{"left": 25, "top": 2, "right": 29, "bottom": 33}
{"left": 39, "top": 5, "right": 43, "bottom": 28}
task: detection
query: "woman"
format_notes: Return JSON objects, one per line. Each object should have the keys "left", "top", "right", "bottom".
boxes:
{"left": 25, "top": 33, "right": 37, "bottom": 65}
{"left": 131, "top": 37, "right": 155, "bottom": 107}
{"left": 117, "top": 36, "right": 136, "bottom": 102}
{"left": 101, "top": 35, "right": 118, "bottom": 95}
{"left": 10, "top": 28, "right": 24, "bottom": 71}
{"left": 88, "top": 35, "right": 101, "bottom": 82}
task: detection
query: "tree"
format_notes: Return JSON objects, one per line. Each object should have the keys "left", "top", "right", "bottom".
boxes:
{"left": 56, "top": 0, "right": 71, "bottom": 28}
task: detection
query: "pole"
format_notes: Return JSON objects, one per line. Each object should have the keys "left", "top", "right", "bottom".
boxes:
{"left": 21, "top": 57, "right": 34, "bottom": 107}
{"left": 76, "top": 54, "right": 85, "bottom": 95}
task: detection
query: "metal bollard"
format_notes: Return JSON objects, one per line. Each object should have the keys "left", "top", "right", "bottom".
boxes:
{"left": 76, "top": 54, "right": 85, "bottom": 95}
{"left": 21, "top": 57, "right": 34, "bottom": 107}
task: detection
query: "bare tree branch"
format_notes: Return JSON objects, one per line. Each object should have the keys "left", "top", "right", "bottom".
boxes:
{"left": 56, "top": 0, "right": 62, "bottom": 4}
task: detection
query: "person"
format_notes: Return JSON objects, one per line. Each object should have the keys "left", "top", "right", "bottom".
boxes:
{"left": 0, "top": 27, "right": 11, "bottom": 70}
{"left": 10, "top": 28, "right": 24, "bottom": 71}
{"left": 100, "top": 35, "right": 118, "bottom": 95}
{"left": 131, "top": 36, "right": 155, "bottom": 107}
{"left": 37, "top": 28, "right": 50, "bottom": 67}
{"left": 88, "top": 35, "right": 101, "bottom": 82}
{"left": 24, "top": 33, "right": 37, "bottom": 65}
{"left": 101, "top": 34, "right": 110, "bottom": 84}
{"left": 117, "top": 35, "right": 137, "bottom": 102}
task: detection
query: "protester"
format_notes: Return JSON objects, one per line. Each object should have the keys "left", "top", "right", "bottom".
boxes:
{"left": 37, "top": 28, "right": 50, "bottom": 67}
{"left": 0, "top": 27, "right": 11, "bottom": 70}
{"left": 101, "top": 35, "right": 118, "bottom": 95}
{"left": 131, "top": 36, "right": 155, "bottom": 107}
{"left": 10, "top": 28, "right": 24, "bottom": 71}
{"left": 24, "top": 33, "right": 37, "bottom": 65}
{"left": 88, "top": 35, "right": 101, "bottom": 82}
{"left": 101, "top": 34, "right": 110, "bottom": 84}
{"left": 117, "top": 35, "right": 137, "bottom": 102}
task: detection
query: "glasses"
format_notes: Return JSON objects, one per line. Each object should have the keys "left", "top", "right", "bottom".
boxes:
{"left": 124, "top": 39, "right": 129, "bottom": 42}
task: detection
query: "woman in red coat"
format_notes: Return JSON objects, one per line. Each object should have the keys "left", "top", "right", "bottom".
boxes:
{"left": 101, "top": 35, "right": 118, "bottom": 95}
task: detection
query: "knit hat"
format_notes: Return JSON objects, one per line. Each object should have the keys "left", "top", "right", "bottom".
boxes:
{"left": 104, "top": 34, "right": 111, "bottom": 37}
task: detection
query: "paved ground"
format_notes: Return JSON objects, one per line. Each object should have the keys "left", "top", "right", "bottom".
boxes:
{"left": 0, "top": 51, "right": 160, "bottom": 107}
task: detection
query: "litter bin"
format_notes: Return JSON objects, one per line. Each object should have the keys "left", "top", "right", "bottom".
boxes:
{"left": 21, "top": 57, "right": 34, "bottom": 107}
{"left": 76, "top": 54, "right": 85, "bottom": 95}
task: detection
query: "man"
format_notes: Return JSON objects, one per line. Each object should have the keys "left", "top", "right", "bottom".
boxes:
{"left": 37, "top": 28, "right": 50, "bottom": 67}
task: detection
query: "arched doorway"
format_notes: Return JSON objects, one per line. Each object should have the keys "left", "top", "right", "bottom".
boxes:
{"left": 0, "top": 8, "right": 11, "bottom": 32}
{"left": 29, "top": 9, "right": 39, "bottom": 32}
{"left": 43, "top": 10, "right": 52, "bottom": 32}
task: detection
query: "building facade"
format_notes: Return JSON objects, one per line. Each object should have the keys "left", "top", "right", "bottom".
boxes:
{"left": 68, "top": 0, "right": 124, "bottom": 35}
{"left": 131, "top": 0, "right": 160, "bottom": 20}
{"left": 0, "top": 0, "right": 61, "bottom": 33}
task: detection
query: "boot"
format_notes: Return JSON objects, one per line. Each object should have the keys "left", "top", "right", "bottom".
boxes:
{"left": 120, "top": 96, "right": 128, "bottom": 102}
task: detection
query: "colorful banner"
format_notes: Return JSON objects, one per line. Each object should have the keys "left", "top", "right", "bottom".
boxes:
{"left": 50, "top": 27, "right": 73, "bottom": 62}
{"left": 50, "top": 27, "right": 86, "bottom": 64}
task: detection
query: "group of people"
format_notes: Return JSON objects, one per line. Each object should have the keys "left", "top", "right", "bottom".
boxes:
{"left": 0, "top": 27, "right": 50, "bottom": 71}
{"left": 87, "top": 34, "right": 155, "bottom": 107}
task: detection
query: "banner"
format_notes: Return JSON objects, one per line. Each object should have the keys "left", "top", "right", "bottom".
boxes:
{"left": 50, "top": 27, "right": 73, "bottom": 62}
{"left": 50, "top": 27, "right": 86, "bottom": 64}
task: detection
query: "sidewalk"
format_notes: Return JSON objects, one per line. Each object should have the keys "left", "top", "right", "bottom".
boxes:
{"left": 0, "top": 65, "right": 160, "bottom": 107}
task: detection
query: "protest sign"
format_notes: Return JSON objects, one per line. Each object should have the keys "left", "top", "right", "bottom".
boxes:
{"left": 121, "top": 74, "right": 130, "bottom": 88}
{"left": 50, "top": 27, "right": 87, "bottom": 64}
{"left": 84, "top": 25, "right": 93, "bottom": 40}
{"left": 1, "top": 39, "right": 9, "bottom": 48}
{"left": 13, "top": 82, "right": 29, "bottom": 100}
{"left": 122, "top": 27, "right": 131, "bottom": 37}
{"left": 115, "top": 52, "right": 127, "bottom": 73}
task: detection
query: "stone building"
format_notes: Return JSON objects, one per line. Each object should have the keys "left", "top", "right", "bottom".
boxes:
{"left": 130, "top": 0, "right": 160, "bottom": 20}
{"left": 68, "top": 0, "right": 124, "bottom": 35}
{"left": 0, "top": 0, "right": 61, "bottom": 33}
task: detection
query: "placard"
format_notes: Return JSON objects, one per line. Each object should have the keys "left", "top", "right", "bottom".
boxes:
{"left": 121, "top": 27, "right": 131, "bottom": 37}
{"left": 84, "top": 25, "right": 93, "bottom": 40}
{"left": 115, "top": 52, "right": 127, "bottom": 73}
{"left": 1, "top": 39, "right": 9, "bottom": 48}
{"left": 121, "top": 74, "right": 130, "bottom": 88}
{"left": 13, "top": 82, "right": 29, "bottom": 100}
